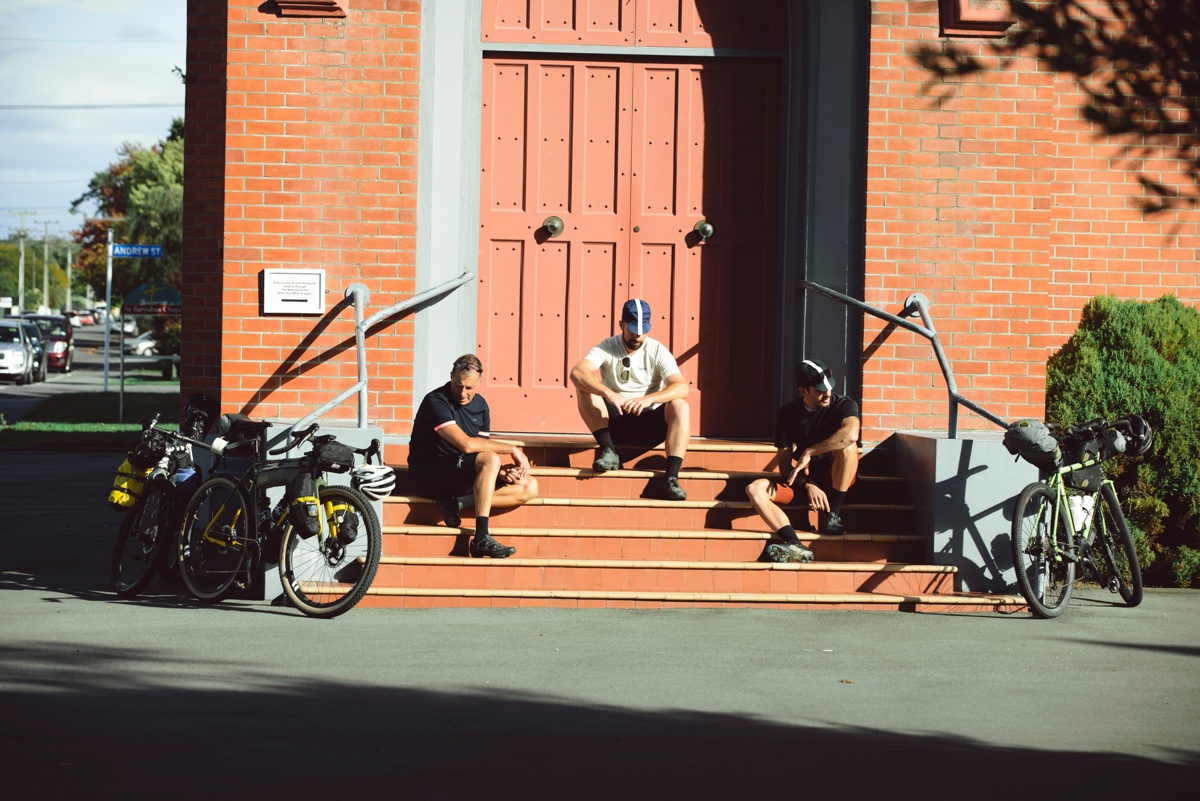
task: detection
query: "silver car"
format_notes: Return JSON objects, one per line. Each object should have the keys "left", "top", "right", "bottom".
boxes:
{"left": 0, "top": 319, "right": 35, "bottom": 385}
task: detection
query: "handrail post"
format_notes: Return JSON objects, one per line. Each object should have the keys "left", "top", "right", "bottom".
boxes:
{"left": 346, "top": 283, "right": 370, "bottom": 428}
{"left": 799, "top": 280, "right": 1009, "bottom": 438}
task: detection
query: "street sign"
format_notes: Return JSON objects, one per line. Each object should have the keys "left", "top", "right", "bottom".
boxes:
{"left": 112, "top": 244, "right": 163, "bottom": 258}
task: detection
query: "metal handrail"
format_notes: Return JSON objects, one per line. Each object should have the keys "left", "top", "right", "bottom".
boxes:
{"left": 799, "top": 280, "right": 1008, "bottom": 438}
{"left": 290, "top": 271, "right": 475, "bottom": 433}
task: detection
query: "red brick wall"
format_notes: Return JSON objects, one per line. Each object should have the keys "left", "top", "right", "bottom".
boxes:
{"left": 863, "top": 0, "right": 1199, "bottom": 442}
{"left": 187, "top": 0, "right": 421, "bottom": 430}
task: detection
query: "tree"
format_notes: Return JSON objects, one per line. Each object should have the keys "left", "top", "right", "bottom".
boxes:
{"left": 0, "top": 236, "right": 70, "bottom": 312}
{"left": 915, "top": 0, "right": 1199, "bottom": 213}
{"left": 71, "top": 118, "right": 184, "bottom": 301}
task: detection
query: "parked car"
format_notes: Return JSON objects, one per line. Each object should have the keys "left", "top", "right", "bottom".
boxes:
{"left": 91, "top": 307, "right": 108, "bottom": 323}
{"left": 17, "top": 320, "right": 47, "bottom": 382}
{"left": 123, "top": 331, "right": 158, "bottom": 356}
{"left": 23, "top": 314, "right": 74, "bottom": 372}
{"left": 110, "top": 316, "right": 137, "bottom": 335}
{"left": 77, "top": 309, "right": 96, "bottom": 325}
{"left": 63, "top": 310, "right": 83, "bottom": 328}
{"left": 0, "top": 319, "right": 35, "bottom": 385}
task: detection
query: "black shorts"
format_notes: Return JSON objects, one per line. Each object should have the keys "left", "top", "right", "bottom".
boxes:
{"left": 410, "top": 453, "right": 479, "bottom": 499}
{"left": 606, "top": 402, "right": 668, "bottom": 447}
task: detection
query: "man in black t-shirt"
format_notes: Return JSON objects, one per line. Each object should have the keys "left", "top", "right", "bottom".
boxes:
{"left": 408, "top": 354, "right": 538, "bottom": 558}
{"left": 744, "top": 359, "right": 861, "bottom": 563}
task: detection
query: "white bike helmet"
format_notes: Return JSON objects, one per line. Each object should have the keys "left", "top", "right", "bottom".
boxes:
{"left": 352, "top": 463, "right": 396, "bottom": 501}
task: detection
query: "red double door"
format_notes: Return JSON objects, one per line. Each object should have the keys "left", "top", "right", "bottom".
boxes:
{"left": 477, "top": 56, "right": 781, "bottom": 437}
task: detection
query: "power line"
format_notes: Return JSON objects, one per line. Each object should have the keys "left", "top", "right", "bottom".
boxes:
{"left": 0, "top": 36, "right": 183, "bottom": 44}
{"left": 0, "top": 179, "right": 90, "bottom": 185}
{"left": 0, "top": 103, "right": 183, "bottom": 110}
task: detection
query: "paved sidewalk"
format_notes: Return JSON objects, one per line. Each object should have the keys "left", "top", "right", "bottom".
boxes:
{"left": 1, "top": 451, "right": 1197, "bottom": 800}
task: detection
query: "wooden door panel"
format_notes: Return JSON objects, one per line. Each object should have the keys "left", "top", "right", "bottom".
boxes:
{"left": 483, "top": 0, "right": 634, "bottom": 47}
{"left": 635, "top": 0, "right": 787, "bottom": 49}
{"left": 480, "top": 57, "right": 633, "bottom": 431}
{"left": 630, "top": 59, "right": 779, "bottom": 436}
{"left": 480, "top": 56, "right": 779, "bottom": 436}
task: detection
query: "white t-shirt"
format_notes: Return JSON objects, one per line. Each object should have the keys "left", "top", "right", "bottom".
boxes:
{"left": 583, "top": 335, "right": 681, "bottom": 410}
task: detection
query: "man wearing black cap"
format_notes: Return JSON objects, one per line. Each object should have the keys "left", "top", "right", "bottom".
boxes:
{"left": 744, "top": 359, "right": 860, "bottom": 562}
{"left": 569, "top": 298, "right": 691, "bottom": 501}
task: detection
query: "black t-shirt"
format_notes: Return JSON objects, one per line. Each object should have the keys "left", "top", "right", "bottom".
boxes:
{"left": 774, "top": 393, "right": 860, "bottom": 458}
{"left": 408, "top": 382, "right": 491, "bottom": 466}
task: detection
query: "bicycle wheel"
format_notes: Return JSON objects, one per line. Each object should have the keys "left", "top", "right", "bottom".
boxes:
{"left": 179, "top": 477, "right": 250, "bottom": 602}
{"left": 111, "top": 481, "right": 172, "bottom": 597}
{"left": 1091, "top": 483, "right": 1144, "bottom": 607}
{"left": 280, "top": 484, "right": 382, "bottom": 618}
{"left": 1011, "top": 483, "right": 1075, "bottom": 619}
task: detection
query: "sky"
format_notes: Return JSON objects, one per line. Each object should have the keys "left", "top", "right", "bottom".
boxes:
{"left": 0, "top": 0, "right": 186, "bottom": 242}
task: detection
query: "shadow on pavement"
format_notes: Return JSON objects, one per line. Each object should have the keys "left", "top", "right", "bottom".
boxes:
{"left": 0, "top": 642, "right": 1195, "bottom": 801}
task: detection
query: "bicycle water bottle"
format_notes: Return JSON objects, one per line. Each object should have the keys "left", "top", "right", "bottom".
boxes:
{"left": 1069, "top": 495, "right": 1094, "bottom": 533}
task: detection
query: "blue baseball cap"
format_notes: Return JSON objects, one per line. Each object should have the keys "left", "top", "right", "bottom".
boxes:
{"left": 621, "top": 298, "right": 652, "bottom": 335}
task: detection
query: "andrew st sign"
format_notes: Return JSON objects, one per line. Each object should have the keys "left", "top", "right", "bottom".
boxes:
{"left": 112, "top": 244, "right": 163, "bottom": 258}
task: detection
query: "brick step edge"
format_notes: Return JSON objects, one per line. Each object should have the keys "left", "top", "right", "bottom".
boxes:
{"left": 385, "top": 525, "right": 924, "bottom": 542}
{"left": 362, "top": 587, "right": 1022, "bottom": 608}
{"left": 390, "top": 464, "right": 903, "bottom": 483}
{"left": 378, "top": 556, "right": 953, "bottom": 573}
{"left": 387, "top": 496, "right": 912, "bottom": 512}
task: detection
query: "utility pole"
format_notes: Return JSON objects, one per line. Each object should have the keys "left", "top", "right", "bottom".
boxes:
{"left": 5, "top": 211, "right": 34, "bottom": 313}
{"left": 65, "top": 246, "right": 73, "bottom": 312}
{"left": 39, "top": 219, "right": 59, "bottom": 312}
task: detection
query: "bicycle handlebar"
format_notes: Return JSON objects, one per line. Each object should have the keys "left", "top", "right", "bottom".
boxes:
{"left": 268, "top": 423, "right": 319, "bottom": 456}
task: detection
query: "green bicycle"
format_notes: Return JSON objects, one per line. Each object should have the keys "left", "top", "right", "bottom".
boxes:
{"left": 1009, "top": 415, "right": 1153, "bottom": 619}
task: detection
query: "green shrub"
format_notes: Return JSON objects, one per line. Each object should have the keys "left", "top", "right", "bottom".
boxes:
{"left": 1046, "top": 294, "right": 1200, "bottom": 587}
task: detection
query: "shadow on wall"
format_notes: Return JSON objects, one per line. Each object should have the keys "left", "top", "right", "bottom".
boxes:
{"left": 913, "top": 0, "right": 1200, "bottom": 213}
{"left": 1, "top": 640, "right": 1196, "bottom": 801}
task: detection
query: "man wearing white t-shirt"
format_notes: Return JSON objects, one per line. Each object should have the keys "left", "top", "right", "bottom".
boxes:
{"left": 569, "top": 298, "right": 691, "bottom": 501}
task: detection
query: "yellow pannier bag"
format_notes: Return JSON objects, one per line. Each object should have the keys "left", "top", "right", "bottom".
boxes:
{"left": 109, "top": 458, "right": 151, "bottom": 512}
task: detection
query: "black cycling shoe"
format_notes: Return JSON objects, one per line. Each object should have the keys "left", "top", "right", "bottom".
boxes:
{"left": 593, "top": 447, "right": 622, "bottom": 472}
{"left": 436, "top": 497, "right": 463, "bottom": 528}
{"left": 823, "top": 513, "right": 846, "bottom": 535}
{"left": 766, "top": 542, "right": 814, "bottom": 563}
{"left": 470, "top": 535, "right": 516, "bottom": 559}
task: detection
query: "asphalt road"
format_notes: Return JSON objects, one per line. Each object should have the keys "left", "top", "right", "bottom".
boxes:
{"left": 0, "top": 324, "right": 173, "bottom": 424}
{"left": 1, "top": 449, "right": 1197, "bottom": 800}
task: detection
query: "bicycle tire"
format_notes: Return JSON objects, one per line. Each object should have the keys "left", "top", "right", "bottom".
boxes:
{"left": 1011, "top": 483, "right": 1075, "bottom": 619}
{"left": 1092, "top": 483, "right": 1144, "bottom": 607}
{"left": 179, "top": 476, "right": 250, "bottom": 602}
{"left": 111, "top": 481, "right": 172, "bottom": 598}
{"left": 280, "top": 484, "right": 382, "bottom": 618}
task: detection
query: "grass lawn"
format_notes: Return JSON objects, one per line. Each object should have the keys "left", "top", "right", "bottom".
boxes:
{"left": 0, "top": 390, "right": 181, "bottom": 450}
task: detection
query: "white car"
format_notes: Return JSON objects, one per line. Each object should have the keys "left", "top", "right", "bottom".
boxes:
{"left": 110, "top": 317, "right": 137, "bottom": 335}
{"left": 123, "top": 331, "right": 158, "bottom": 356}
{"left": 0, "top": 320, "right": 35, "bottom": 384}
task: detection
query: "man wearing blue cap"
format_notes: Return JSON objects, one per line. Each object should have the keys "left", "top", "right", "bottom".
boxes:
{"left": 744, "top": 358, "right": 860, "bottom": 562}
{"left": 569, "top": 298, "right": 691, "bottom": 501}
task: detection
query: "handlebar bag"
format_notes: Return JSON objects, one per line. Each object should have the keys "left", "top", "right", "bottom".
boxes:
{"left": 1003, "top": 420, "right": 1062, "bottom": 470}
{"left": 313, "top": 440, "right": 354, "bottom": 473}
